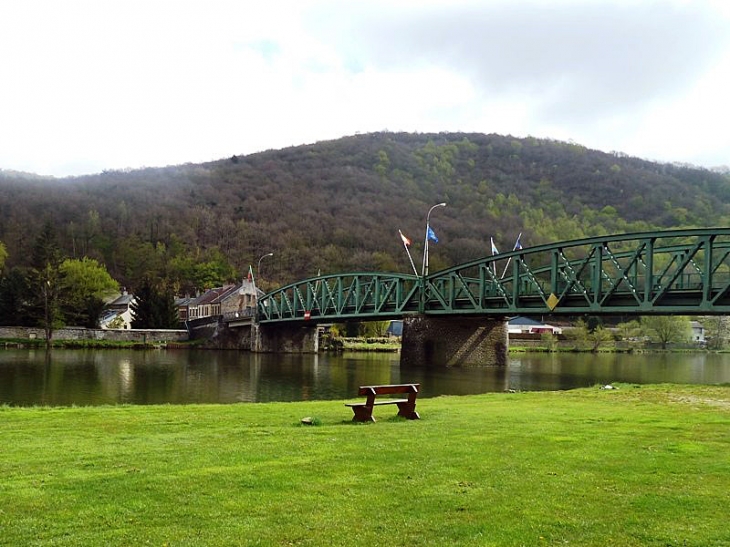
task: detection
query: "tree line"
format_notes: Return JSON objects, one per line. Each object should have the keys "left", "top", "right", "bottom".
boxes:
{"left": 0, "top": 223, "right": 179, "bottom": 341}
{"left": 2, "top": 226, "right": 729, "bottom": 349}
{"left": 565, "top": 316, "right": 699, "bottom": 351}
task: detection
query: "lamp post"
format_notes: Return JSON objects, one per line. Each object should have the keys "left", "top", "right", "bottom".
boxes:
{"left": 422, "top": 202, "right": 446, "bottom": 276}
{"left": 257, "top": 252, "right": 274, "bottom": 285}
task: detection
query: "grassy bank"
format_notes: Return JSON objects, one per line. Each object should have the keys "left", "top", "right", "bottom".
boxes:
{"left": 339, "top": 340, "right": 400, "bottom": 352}
{"left": 1, "top": 385, "right": 728, "bottom": 546}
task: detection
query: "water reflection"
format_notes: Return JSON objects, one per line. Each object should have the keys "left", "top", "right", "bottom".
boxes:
{"left": 0, "top": 348, "right": 729, "bottom": 407}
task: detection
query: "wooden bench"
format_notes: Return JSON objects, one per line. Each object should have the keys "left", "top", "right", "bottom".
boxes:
{"left": 345, "top": 383, "right": 420, "bottom": 422}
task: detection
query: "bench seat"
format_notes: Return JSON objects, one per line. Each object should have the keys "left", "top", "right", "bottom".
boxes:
{"left": 345, "top": 384, "right": 420, "bottom": 422}
{"left": 345, "top": 398, "right": 409, "bottom": 408}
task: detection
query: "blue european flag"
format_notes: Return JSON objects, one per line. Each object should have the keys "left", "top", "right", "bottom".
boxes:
{"left": 427, "top": 226, "right": 439, "bottom": 243}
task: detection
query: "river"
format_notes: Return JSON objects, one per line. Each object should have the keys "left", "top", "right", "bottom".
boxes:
{"left": 1, "top": 348, "right": 729, "bottom": 407}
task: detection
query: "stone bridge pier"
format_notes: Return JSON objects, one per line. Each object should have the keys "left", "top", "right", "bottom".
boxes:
{"left": 400, "top": 315, "right": 508, "bottom": 367}
{"left": 252, "top": 323, "right": 319, "bottom": 353}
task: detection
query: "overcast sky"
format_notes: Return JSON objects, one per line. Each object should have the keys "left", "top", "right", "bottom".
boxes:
{"left": 1, "top": 0, "right": 728, "bottom": 177}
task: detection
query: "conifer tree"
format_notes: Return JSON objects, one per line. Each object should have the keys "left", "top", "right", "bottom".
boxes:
{"left": 0, "top": 268, "right": 33, "bottom": 326}
{"left": 130, "top": 278, "right": 155, "bottom": 329}
{"left": 131, "top": 278, "right": 179, "bottom": 329}
{"left": 30, "top": 222, "right": 64, "bottom": 344}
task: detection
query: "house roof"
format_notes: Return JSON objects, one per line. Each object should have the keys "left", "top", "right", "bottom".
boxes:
{"left": 508, "top": 316, "right": 544, "bottom": 327}
{"left": 174, "top": 296, "right": 194, "bottom": 307}
{"left": 387, "top": 320, "right": 403, "bottom": 336}
{"left": 192, "top": 285, "right": 236, "bottom": 306}
{"left": 107, "top": 293, "right": 134, "bottom": 308}
{"left": 220, "top": 280, "right": 264, "bottom": 302}
{"left": 236, "top": 279, "right": 259, "bottom": 296}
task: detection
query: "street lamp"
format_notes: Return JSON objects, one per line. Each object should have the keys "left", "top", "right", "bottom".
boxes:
{"left": 257, "top": 252, "right": 274, "bottom": 284}
{"left": 422, "top": 202, "right": 446, "bottom": 276}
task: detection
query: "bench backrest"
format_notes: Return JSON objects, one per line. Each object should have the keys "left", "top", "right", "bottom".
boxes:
{"left": 358, "top": 383, "right": 419, "bottom": 396}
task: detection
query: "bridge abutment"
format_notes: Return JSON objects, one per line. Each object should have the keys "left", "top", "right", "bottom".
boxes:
{"left": 252, "top": 323, "right": 319, "bottom": 353}
{"left": 400, "top": 315, "right": 508, "bottom": 367}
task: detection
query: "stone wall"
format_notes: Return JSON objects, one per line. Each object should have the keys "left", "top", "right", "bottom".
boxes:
{"left": 401, "top": 315, "right": 508, "bottom": 367}
{"left": 188, "top": 318, "right": 253, "bottom": 350}
{"left": 0, "top": 326, "right": 188, "bottom": 343}
{"left": 252, "top": 323, "right": 319, "bottom": 353}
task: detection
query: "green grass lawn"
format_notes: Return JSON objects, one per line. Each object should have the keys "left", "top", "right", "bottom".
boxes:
{"left": 1, "top": 384, "right": 728, "bottom": 546}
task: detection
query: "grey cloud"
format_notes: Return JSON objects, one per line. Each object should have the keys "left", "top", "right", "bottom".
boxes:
{"left": 311, "top": 2, "right": 729, "bottom": 123}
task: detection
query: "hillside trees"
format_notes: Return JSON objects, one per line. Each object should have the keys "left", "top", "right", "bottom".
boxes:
{"left": 59, "top": 258, "right": 118, "bottom": 328}
{"left": 0, "top": 240, "right": 6, "bottom": 272}
{"left": 30, "top": 225, "right": 122, "bottom": 331}
{"left": 168, "top": 248, "right": 237, "bottom": 293}
{"left": 1, "top": 132, "right": 730, "bottom": 289}
{"left": 0, "top": 225, "right": 122, "bottom": 330}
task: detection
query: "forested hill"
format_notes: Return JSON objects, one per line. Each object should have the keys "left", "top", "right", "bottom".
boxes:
{"left": 1, "top": 132, "right": 729, "bottom": 292}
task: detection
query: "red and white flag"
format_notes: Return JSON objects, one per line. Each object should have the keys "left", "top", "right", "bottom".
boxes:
{"left": 399, "top": 230, "right": 411, "bottom": 247}
{"left": 399, "top": 230, "right": 418, "bottom": 276}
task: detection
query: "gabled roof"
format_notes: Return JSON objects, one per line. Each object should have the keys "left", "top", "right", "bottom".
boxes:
{"left": 174, "top": 296, "right": 194, "bottom": 307}
{"left": 191, "top": 285, "right": 236, "bottom": 306}
{"left": 220, "top": 280, "right": 265, "bottom": 301}
{"left": 107, "top": 293, "right": 135, "bottom": 309}
{"left": 236, "top": 279, "right": 258, "bottom": 296}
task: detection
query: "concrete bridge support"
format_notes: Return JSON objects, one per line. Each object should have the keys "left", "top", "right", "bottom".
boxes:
{"left": 400, "top": 315, "right": 508, "bottom": 367}
{"left": 252, "top": 322, "right": 319, "bottom": 353}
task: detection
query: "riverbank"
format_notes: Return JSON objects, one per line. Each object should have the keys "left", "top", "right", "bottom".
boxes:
{"left": 2, "top": 384, "right": 728, "bottom": 546}
{"left": 0, "top": 337, "right": 715, "bottom": 354}
{"left": 0, "top": 337, "right": 202, "bottom": 349}
{"left": 0, "top": 324, "right": 708, "bottom": 354}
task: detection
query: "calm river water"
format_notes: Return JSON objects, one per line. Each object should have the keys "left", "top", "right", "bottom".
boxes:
{"left": 1, "top": 348, "right": 729, "bottom": 407}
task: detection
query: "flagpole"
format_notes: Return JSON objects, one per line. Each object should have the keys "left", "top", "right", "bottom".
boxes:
{"left": 422, "top": 202, "right": 446, "bottom": 276}
{"left": 400, "top": 230, "right": 419, "bottom": 277}
{"left": 490, "top": 237, "right": 498, "bottom": 276}
{"left": 313, "top": 268, "right": 322, "bottom": 300}
{"left": 500, "top": 233, "right": 522, "bottom": 279}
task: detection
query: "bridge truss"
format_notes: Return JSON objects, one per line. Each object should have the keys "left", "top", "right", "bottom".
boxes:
{"left": 257, "top": 229, "right": 730, "bottom": 323}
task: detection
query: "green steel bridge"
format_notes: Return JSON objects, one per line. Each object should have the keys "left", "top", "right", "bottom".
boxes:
{"left": 257, "top": 228, "right": 730, "bottom": 324}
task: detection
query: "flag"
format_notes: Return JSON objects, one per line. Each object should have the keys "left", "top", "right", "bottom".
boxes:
{"left": 399, "top": 230, "right": 419, "bottom": 276}
{"left": 514, "top": 233, "right": 522, "bottom": 250}
{"left": 399, "top": 230, "right": 411, "bottom": 247}
{"left": 490, "top": 237, "right": 499, "bottom": 255}
{"left": 247, "top": 265, "right": 254, "bottom": 282}
{"left": 427, "top": 225, "right": 439, "bottom": 243}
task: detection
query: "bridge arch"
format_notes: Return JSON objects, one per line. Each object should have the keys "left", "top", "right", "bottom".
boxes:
{"left": 258, "top": 228, "right": 730, "bottom": 323}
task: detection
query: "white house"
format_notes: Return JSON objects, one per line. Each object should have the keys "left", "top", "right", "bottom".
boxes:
{"left": 690, "top": 321, "right": 705, "bottom": 345}
{"left": 508, "top": 316, "right": 563, "bottom": 335}
{"left": 100, "top": 291, "right": 135, "bottom": 329}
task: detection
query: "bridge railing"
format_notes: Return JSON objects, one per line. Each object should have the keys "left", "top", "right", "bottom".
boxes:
{"left": 256, "top": 228, "right": 730, "bottom": 322}
{"left": 258, "top": 272, "right": 421, "bottom": 323}
{"left": 424, "top": 229, "right": 730, "bottom": 315}
{"left": 221, "top": 308, "right": 255, "bottom": 322}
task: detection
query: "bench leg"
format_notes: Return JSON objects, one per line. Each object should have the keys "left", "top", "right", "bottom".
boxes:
{"left": 351, "top": 405, "right": 375, "bottom": 422}
{"left": 396, "top": 402, "right": 420, "bottom": 420}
